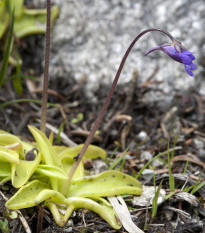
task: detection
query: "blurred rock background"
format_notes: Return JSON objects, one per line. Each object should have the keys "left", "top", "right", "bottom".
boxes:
{"left": 48, "top": 0, "right": 204, "bottom": 103}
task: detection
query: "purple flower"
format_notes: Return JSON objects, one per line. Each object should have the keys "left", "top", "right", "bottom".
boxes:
{"left": 145, "top": 40, "right": 196, "bottom": 77}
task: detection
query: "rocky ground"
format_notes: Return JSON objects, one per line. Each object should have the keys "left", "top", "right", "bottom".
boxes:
{"left": 0, "top": 0, "right": 205, "bottom": 233}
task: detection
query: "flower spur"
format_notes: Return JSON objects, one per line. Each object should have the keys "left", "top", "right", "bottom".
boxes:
{"left": 145, "top": 40, "right": 196, "bottom": 77}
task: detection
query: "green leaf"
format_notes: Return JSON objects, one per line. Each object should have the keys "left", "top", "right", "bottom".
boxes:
{"left": 11, "top": 151, "right": 41, "bottom": 188}
{"left": 66, "top": 170, "right": 142, "bottom": 198}
{"left": 56, "top": 121, "right": 65, "bottom": 144}
{"left": 191, "top": 180, "right": 205, "bottom": 195}
{"left": 12, "top": 49, "right": 23, "bottom": 95}
{"left": 35, "top": 164, "right": 68, "bottom": 180}
{"left": 0, "top": 9, "right": 14, "bottom": 88}
{"left": 0, "top": 132, "right": 23, "bottom": 155}
{"left": 152, "top": 179, "right": 163, "bottom": 217}
{"left": 28, "top": 125, "right": 63, "bottom": 191}
{"left": 0, "top": 161, "right": 10, "bottom": 177}
{"left": 6, "top": 180, "right": 66, "bottom": 210}
{"left": 58, "top": 144, "right": 107, "bottom": 160}
{"left": 28, "top": 125, "right": 62, "bottom": 168}
{"left": 61, "top": 156, "right": 84, "bottom": 179}
{"left": 7, "top": 0, "right": 24, "bottom": 17}
{"left": 66, "top": 197, "right": 121, "bottom": 229}
{"left": 0, "top": 1, "right": 9, "bottom": 38}
{"left": 45, "top": 196, "right": 121, "bottom": 229}
{"left": 0, "top": 176, "right": 11, "bottom": 185}
{"left": 0, "top": 219, "right": 9, "bottom": 233}
{"left": 0, "top": 146, "right": 19, "bottom": 164}
{"left": 14, "top": 6, "right": 59, "bottom": 38}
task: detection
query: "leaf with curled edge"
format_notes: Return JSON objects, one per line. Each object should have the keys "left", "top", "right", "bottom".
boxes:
{"left": 56, "top": 144, "right": 107, "bottom": 161}
{"left": 0, "top": 133, "right": 23, "bottom": 155}
{"left": 11, "top": 150, "right": 41, "bottom": 188}
{"left": 0, "top": 146, "right": 19, "bottom": 164}
{"left": 0, "top": 161, "right": 11, "bottom": 177}
{"left": 28, "top": 125, "right": 63, "bottom": 191}
{"left": 14, "top": 6, "right": 59, "bottom": 38}
{"left": 35, "top": 164, "right": 68, "bottom": 180}
{"left": 6, "top": 180, "right": 66, "bottom": 210}
{"left": 28, "top": 125, "right": 62, "bottom": 168}
{"left": 46, "top": 196, "right": 121, "bottom": 229}
{"left": 66, "top": 170, "right": 142, "bottom": 198}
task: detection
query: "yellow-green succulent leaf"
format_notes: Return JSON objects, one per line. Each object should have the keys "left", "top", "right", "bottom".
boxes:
{"left": 0, "top": 2, "right": 8, "bottom": 39}
{"left": 66, "top": 170, "right": 142, "bottom": 198}
{"left": 58, "top": 144, "right": 107, "bottom": 161}
{"left": 28, "top": 125, "right": 63, "bottom": 191}
{"left": 57, "top": 157, "right": 85, "bottom": 191}
{"left": 53, "top": 145, "right": 67, "bottom": 155}
{"left": 48, "top": 131, "right": 54, "bottom": 144}
{"left": 46, "top": 202, "right": 74, "bottom": 227}
{"left": 35, "top": 165, "right": 68, "bottom": 180}
{"left": 21, "top": 141, "right": 37, "bottom": 159}
{"left": 0, "top": 146, "right": 19, "bottom": 164}
{"left": 14, "top": 5, "right": 59, "bottom": 38}
{"left": 0, "top": 161, "right": 11, "bottom": 176}
{"left": 61, "top": 156, "right": 85, "bottom": 178}
{"left": 66, "top": 197, "right": 121, "bottom": 229}
{"left": 0, "top": 134, "right": 23, "bottom": 154}
{"left": 11, "top": 151, "right": 41, "bottom": 188}
{"left": 28, "top": 125, "right": 62, "bottom": 168}
{"left": 6, "top": 180, "right": 66, "bottom": 210}
{"left": 0, "top": 176, "right": 11, "bottom": 185}
{"left": 7, "top": 0, "right": 24, "bottom": 17}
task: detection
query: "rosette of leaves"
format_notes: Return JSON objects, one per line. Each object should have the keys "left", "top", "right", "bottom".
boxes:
{"left": 0, "top": 126, "right": 142, "bottom": 229}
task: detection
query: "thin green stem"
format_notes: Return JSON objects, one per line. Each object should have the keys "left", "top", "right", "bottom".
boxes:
{"left": 61, "top": 28, "right": 175, "bottom": 195}
{"left": 0, "top": 99, "right": 57, "bottom": 109}
{"left": 40, "top": 0, "right": 51, "bottom": 133}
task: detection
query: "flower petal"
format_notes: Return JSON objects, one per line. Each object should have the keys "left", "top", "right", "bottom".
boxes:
{"left": 188, "top": 54, "right": 195, "bottom": 60}
{"left": 190, "top": 63, "right": 196, "bottom": 70}
{"left": 184, "top": 65, "right": 194, "bottom": 77}
{"left": 179, "top": 54, "right": 193, "bottom": 65}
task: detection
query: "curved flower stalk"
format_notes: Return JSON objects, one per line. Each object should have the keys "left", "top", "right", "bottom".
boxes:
{"left": 63, "top": 28, "right": 196, "bottom": 194}
{"left": 145, "top": 40, "right": 196, "bottom": 77}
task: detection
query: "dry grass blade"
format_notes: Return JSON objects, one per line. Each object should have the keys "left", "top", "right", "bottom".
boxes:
{"left": 108, "top": 196, "right": 144, "bottom": 233}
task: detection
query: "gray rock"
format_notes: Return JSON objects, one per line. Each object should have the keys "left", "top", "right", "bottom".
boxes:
{"left": 50, "top": 0, "right": 204, "bottom": 102}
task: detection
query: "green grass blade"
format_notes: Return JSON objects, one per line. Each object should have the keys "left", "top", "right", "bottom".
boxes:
{"left": 191, "top": 180, "right": 205, "bottom": 195}
{"left": 56, "top": 121, "right": 65, "bottom": 144}
{"left": 108, "top": 146, "right": 129, "bottom": 170}
{"left": 135, "top": 152, "right": 163, "bottom": 179}
{"left": 0, "top": 10, "right": 14, "bottom": 88}
{"left": 0, "top": 99, "right": 57, "bottom": 109}
{"left": 152, "top": 175, "right": 163, "bottom": 217}
{"left": 183, "top": 159, "right": 189, "bottom": 174}
{"left": 5, "top": 74, "right": 39, "bottom": 82}
{"left": 167, "top": 138, "right": 175, "bottom": 192}
{"left": 190, "top": 175, "right": 202, "bottom": 195}
{"left": 12, "top": 49, "right": 23, "bottom": 95}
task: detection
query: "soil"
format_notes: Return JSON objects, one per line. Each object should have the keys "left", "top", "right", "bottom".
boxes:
{"left": 0, "top": 32, "right": 205, "bottom": 233}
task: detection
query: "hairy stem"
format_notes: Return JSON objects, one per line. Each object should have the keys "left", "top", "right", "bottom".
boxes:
{"left": 61, "top": 28, "right": 175, "bottom": 195}
{"left": 40, "top": 0, "right": 51, "bottom": 133}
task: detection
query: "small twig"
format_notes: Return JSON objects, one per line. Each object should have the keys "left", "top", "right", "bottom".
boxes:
{"left": 40, "top": 0, "right": 51, "bottom": 133}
